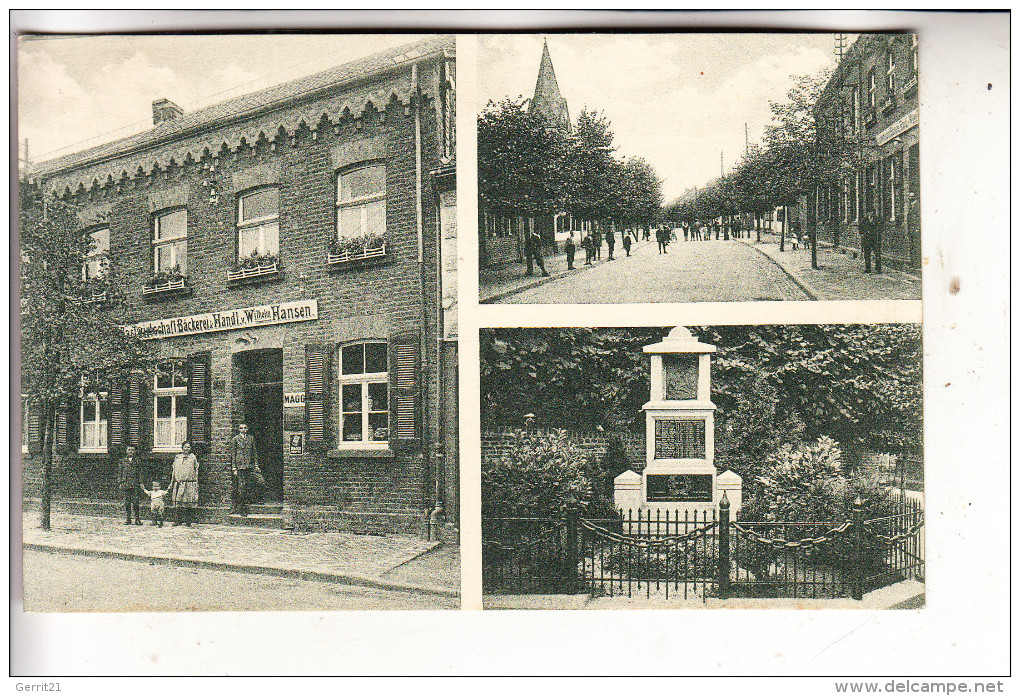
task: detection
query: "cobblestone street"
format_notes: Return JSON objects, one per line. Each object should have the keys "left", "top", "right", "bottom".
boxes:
{"left": 493, "top": 237, "right": 810, "bottom": 303}
{"left": 21, "top": 511, "right": 459, "bottom": 607}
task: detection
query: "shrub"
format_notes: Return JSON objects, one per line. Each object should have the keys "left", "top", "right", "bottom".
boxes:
{"left": 737, "top": 436, "right": 901, "bottom": 587}
{"left": 482, "top": 429, "right": 595, "bottom": 518}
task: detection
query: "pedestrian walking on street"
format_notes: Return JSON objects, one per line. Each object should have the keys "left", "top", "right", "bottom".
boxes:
{"left": 593, "top": 229, "right": 603, "bottom": 260}
{"left": 861, "top": 212, "right": 882, "bottom": 274}
{"left": 118, "top": 445, "right": 142, "bottom": 525}
{"left": 606, "top": 228, "right": 616, "bottom": 260}
{"left": 140, "top": 480, "right": 167, "bottom": 527}
{"left": 524, "top": 226, "right": 550, "bottom": 277}
{"left": 582, "top": 232, "right": 593, "bottom": 265}
{"left": 230, "top": 423, "right": 259, "bottom": 517}
{"left": 565, "top": 230, "right": 576, "bottom": 270}
{"left": 622, "top": 229, "right": 632, "bottom": 256}
{"left": 683, "top": 224, "right": 689, "bottom": 242}
{"left": 169, "top": 441, "right": 200, "bottom": 527}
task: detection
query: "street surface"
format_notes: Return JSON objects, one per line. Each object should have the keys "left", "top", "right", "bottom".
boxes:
{"left": 500, "top": 239, "right": 810, "bottom": 303}
{"left": 21, "top": 549, "right": 458, "bottom": 611}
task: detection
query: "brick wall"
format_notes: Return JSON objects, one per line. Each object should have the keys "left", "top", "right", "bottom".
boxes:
{"left": 481, "top": 428, "right": 645, "bottom": 468}
{"left": 22, "top": 57, "right": 453, "bottom": 535}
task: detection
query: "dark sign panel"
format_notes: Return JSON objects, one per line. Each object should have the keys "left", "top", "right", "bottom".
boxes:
{"left": 654, "top": 419, "right": 706, "bottom": 459}
{"left": 646, "top": 474, "right": 713, "bottom": 502}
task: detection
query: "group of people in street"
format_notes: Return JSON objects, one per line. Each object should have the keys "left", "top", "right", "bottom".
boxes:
{"left": 115, "top": 423, "right": 263, "bottom": 528}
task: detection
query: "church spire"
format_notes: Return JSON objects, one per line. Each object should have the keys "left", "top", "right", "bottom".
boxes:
{"left": 529, "top": 39, "right": 571, "bottom": 132}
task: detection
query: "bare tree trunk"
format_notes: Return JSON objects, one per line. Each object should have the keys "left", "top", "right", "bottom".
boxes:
{"left": 779, "top": 206, "right": 786, "bottom": 252}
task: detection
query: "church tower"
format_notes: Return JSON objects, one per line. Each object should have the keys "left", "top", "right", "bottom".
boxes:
{"left": 528, "top": 39, "right": 571, "bottom": 133}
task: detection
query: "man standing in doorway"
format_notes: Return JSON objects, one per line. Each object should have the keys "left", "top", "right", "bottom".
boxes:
{"left": 118, "top": 445, "right": 142, "bottom": 525}
{"left": 230, "top": 422, "right": 257, "bottom": 517}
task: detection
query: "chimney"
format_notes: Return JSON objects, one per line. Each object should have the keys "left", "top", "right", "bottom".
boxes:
{"left": 152, "top": 98, "right": 184, "bottom": 126}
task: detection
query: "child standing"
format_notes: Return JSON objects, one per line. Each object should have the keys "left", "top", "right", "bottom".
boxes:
{"left": 141, "top": 480, "right": 168, "bottom": 527}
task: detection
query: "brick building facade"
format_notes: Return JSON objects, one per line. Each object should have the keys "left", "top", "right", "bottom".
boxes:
{"left": 811, "top": 33, "right": 921, "bottom": 272}
{"left": 22, "top": 36, "right": 458, "bottom": 538}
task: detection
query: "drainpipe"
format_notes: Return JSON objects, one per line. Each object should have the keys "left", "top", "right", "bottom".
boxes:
{"left": 411, "top": 62, "right": 434, "bottom": 524}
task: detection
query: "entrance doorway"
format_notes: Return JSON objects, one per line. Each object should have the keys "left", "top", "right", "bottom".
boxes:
{"left": 234, "top": 349, "right": 283, "bottom": 502}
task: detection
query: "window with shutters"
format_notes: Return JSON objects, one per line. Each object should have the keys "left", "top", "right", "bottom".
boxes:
{"left": 153, "top": 360, "right": 189, "bottom": 451}
{"left": 885, "top": 49, "right": 896, "bottom": 92}
{"left": 339, "top": 341, "right": 388, "bottom": 445}
{"left": 79, "top": 372, "right": 109, "bottom": 452}
{"left": 867, "top": 69, "right": 877, "bottom": 108}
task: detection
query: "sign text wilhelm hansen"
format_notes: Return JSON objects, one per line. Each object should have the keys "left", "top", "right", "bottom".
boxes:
{"left": 126, "top": 300, "right": 318, "bottom": 340}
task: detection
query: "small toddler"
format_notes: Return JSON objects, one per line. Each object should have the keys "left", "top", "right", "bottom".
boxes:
{"left": 141, "top": 480, "right": 168, "bottom": 527}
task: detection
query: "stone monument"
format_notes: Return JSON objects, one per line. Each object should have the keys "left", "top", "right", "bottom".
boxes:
{"left": 614, "top": 326, "right": 741, "bottom": 516}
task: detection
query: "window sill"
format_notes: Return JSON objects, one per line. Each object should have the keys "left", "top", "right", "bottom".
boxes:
{"left": 327, "top": 243, "right": 389, "bottom": 271}
{"left": 74, "top": 451, "right": 110, "bottom": 459}
{"left": 227, "top": 262, "right": 282, "bottom": 287}
{"left": 328, "top": 447, "right": 395, "bottom": 460}
{"left": 142, "top": 279, "right": 192, "bottom": 300}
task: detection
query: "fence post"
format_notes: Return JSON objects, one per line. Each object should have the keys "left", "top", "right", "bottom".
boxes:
{"left": 565, "top": 507, "right": 579, "bottom": 592}
{"left": 852, "top": 495, "right": 864, "bottom": 601}
{"left": 718, "top": 491, "right": 731, "bottom": 599}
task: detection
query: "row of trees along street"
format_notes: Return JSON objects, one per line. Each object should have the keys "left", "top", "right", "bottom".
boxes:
{"left": 19, "top": 181, "right": 150, "bottom": 529}
{"left": 663, "top": 71, "right": 859, "bottom": 270}
{"left": 478, "top": 98, "right": 664, "bottom": 235}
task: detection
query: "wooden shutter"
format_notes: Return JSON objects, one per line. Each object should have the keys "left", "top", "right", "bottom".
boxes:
{"left": 26, "top": 400, "right": 42, "bottom": 454}
{"left": 55, "top": 398, "right": 77, "bottom": 454}
{"left": 305, "top": 344, "right": 332, "bottom": 452}
{"left": 107, "top": 377, "right": 127, "bottom": 455}
{"left": 128, "top": 370, "right": 151, "bottom": 451}
{"left": 187, "top": 351, "right": 212, "bottom": 455}
{"left": 389, "top": 332, "right": 420, "bottom": 450}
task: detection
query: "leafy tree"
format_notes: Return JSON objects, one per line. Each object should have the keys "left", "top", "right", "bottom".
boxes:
{"left": 20, "top": 182, "right": 149, "bottom": 529}
{"left": 563, "top": 109, "right": 620, "bottom": 228}
{"left": 477, "top": 98, "right": 566, "bottom": 217}
{"left": 480, "top": 325, "right": 922, "bottom": 461}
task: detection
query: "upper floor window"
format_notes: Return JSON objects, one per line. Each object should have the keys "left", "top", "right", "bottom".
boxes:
{"left": 339, "top": 341, "right": 388, "bottom": 446}
{"left": 153, "top": 209, "right": 188, "bottom": 276}
{"left": 153, "top": 360, "right": 189, "bottom": 451}
{"left": 337, "top": 164, "right": 386, "bottom": 244}
{"left": 852, "top": 87, "right": 861, "bottom": 132}
{"left": 79, "top": 372, "right": 109, "bottom": 453}
{"left": 82, "top": 227, "right": 110, "bottom": 281}
{"left": 867, "top": 69, "right": 877, "bottom": 108}
{"left": 885, "top": 50, "right": 896, "bottom": 92}
{"left": 910, "top": 35, "right": 918, "bottom": 75}
{"left": 238, "top": 188, "right": 279, "bottom": 261}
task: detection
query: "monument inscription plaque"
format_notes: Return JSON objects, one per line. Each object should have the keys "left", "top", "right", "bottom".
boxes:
{"left": 654, "top": 419, "right": 706, "bottom": 459}
{"left": 662, "top": 354, "right": 698, "bottom": 400}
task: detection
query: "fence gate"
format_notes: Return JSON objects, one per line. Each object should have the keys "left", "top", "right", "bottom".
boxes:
{"left": 579, "top": 509, "right": 719, "bottom": 601}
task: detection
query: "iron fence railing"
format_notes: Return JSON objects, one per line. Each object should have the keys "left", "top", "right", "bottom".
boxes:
{"left": 483, "top": 496, "right": 924, "bottom": 601}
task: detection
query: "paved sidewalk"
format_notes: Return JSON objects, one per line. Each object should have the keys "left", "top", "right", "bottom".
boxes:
{"left": 479, "top": 238, "right": 652, "bottom": 303}
{"left": 21, "top": 511, "right": 459, "bottom": 597}
{"left": 741, "top": 233, "right": 921, "bottom": 301}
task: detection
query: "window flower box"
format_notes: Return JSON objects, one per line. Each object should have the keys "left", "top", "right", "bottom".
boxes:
{"left": 880, "top": 96, "right": 896, "bottom": 116}
{"left": 228, "top": 253, "right": 281, "bottom": 286}
{"left": 864, "top": 108, "right": 877, "bottom": 127}
{"left": 143, "top": 269, "right": 191, "bottom": 298}
{"left": 327, "top": 235, "right": 388, "bottom": 269}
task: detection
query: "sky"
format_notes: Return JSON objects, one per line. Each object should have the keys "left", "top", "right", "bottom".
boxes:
{"left": 478, "top": 34, "right": 841, "bottom": 202}
{"left": 17, "top": 34, "right": 426, "bottom": 164}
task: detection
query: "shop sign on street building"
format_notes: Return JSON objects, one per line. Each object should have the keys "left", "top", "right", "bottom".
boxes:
{"left": 126, "top": 300, "right": 318, "bottom": 340}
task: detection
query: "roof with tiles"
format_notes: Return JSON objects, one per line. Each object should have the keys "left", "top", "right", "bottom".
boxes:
{"left": 31, "top": 35, "right": 454, "bottom": 179}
